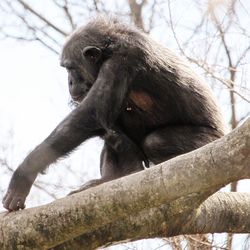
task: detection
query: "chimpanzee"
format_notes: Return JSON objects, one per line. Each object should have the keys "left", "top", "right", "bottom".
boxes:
{"left": 3, "top": 16, "right": 226, "bottom": 211}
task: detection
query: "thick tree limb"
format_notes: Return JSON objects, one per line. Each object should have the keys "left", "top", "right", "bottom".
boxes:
{"left": 52, "top": 192, "right": 250, "bottom": 250}
{"left": 0, "top": 118, "right": 249, "bottom": 249}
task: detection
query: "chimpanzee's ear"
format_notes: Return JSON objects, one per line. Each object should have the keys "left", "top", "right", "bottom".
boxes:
{"left": 82, "top": 46, "right": 102, "bottom": 63}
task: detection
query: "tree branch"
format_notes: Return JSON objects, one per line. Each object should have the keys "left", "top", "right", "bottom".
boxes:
{"left": 51, "top": 192, "right": 250, "bottom": 250}
{"left": 17, "top": 0, "right": 68, "bottom": 36}
{"left": 128, "top": 0, "right": 146, "bottom": 31}
{"left": 0, "top": 118, "right": 249, "bottom": 249}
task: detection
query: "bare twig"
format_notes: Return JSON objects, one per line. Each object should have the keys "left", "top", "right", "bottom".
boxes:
{"left": 147, "top": 0, "right": 157, "bottom": 33}
{"left": 128, "top": 0, "right": 146, "bottom": 31}
{"left": 17, "top": 0, "right": 68, "bottom": 36}
{"left": 53, "top": 0, "right": 76, "bottom": 30}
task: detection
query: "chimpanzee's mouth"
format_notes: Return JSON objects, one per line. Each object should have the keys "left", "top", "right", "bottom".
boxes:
{"left": 71, "top": 85, "right": 92, "bottom": 104}
{"left": 72, "top": 94, "right": 84, "bottom": 103}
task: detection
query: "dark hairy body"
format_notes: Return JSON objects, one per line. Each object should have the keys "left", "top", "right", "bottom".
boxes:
{"left": 3, "top": 17, "right": 226, "bottom": 211}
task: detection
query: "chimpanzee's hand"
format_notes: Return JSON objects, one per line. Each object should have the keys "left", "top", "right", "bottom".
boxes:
{"left": 2, "top": 168, "right": 37, "bottom": 211}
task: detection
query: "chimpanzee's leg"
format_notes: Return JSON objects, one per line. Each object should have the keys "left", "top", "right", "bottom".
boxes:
{"left": 142, "top": 125, "right": 223, "bottom": 164}
{"left": 100, "top": 143, "right": 144, "bottom": 177}
{"left": 69, "top": 142, "right": 145, "bottom": 195}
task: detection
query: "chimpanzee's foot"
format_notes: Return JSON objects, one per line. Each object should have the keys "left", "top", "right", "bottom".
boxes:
{"left": 68, "top": 178, "right": 108, "bottom": 195}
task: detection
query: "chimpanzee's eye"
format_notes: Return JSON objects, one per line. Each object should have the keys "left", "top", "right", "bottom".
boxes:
{"left": 77, "top": 74, "right": 84, "bottom": 81}
{"left": 69, "top": 68, "right": 84, "bottom": 81}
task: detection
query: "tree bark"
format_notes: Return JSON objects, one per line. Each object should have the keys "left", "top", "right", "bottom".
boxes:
{"left": 0, "top": 118, "right": 249, "bottom": 249}
{"left": 128, "top": 0, "right": 146, "bottom": 31}
{"left": 52, "top": 192, "right": 250, "bottom": 250}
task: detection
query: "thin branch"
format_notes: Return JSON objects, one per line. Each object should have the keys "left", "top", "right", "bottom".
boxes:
{"left": 53, "top": 0, "right": 76, "bottom": 30}
{"left": 210, "top": 9, "right": 233, "bottom": 69}
{"left": 235, "top": 43, "right": 250, "bottom": 67}
{"left": 2, "top": 1, "right": 60, "bottom": 54}
{"left": 35, "top": 37, "right": 60, "bottom": 55}
{"left": 165, "top": 0, "right": 249, "bottom": 104}
{"left": 62, "top": 0, "right": 76, "bottom": 30}
{"left": 189, "top": 57, "right": 250, "bottom": 103}
{"left": 38, "top": 27, "right": 62, "bottom": 47}
{"left": 147, "top": 0, "right": 157, "bottom": 33}
{"left": 93, "top": 0, "right": 100, "bottom": 12}
{"left": 166, "top": 0, "right": 185, "bottom": 55}
{"left": 17, "top": 0, "right": 68, "bottom": 36}
{"left": 128, "top": 0, "right": 146, "bottom": 31}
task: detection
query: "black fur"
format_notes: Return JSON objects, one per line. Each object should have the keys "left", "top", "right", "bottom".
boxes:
{"left": 3, "top": 16, "right": 225, "bottom": 211}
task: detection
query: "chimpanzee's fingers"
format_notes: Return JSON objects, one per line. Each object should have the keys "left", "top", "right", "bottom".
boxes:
{"left": 9, "top": 197, "right": 25, "bottom": 211}
{"left": 2, "top": 191, "right": 25, "bottom": 211}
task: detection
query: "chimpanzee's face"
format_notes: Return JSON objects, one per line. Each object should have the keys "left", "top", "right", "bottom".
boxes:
{"left": 61, "top": 39, "right": 103, "bottom": 103}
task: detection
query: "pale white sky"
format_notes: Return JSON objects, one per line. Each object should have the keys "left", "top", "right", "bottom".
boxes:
{"left": 0, "top": 40, "right": 68, "bottom": 168}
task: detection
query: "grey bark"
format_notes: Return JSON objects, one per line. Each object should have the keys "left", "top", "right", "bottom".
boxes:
{"left": 0, "top": 118, "right": 249, "bottom": 249}
{"left": 53, "top": 192, "right": 250, "bottom": 250}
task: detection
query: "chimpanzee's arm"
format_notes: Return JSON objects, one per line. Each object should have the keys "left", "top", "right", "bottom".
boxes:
{"left": 3, "top": 57, "right": 134, "bottom": 211}
{"left": 87, "top": 57, "right": 134, "bottom": 129}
